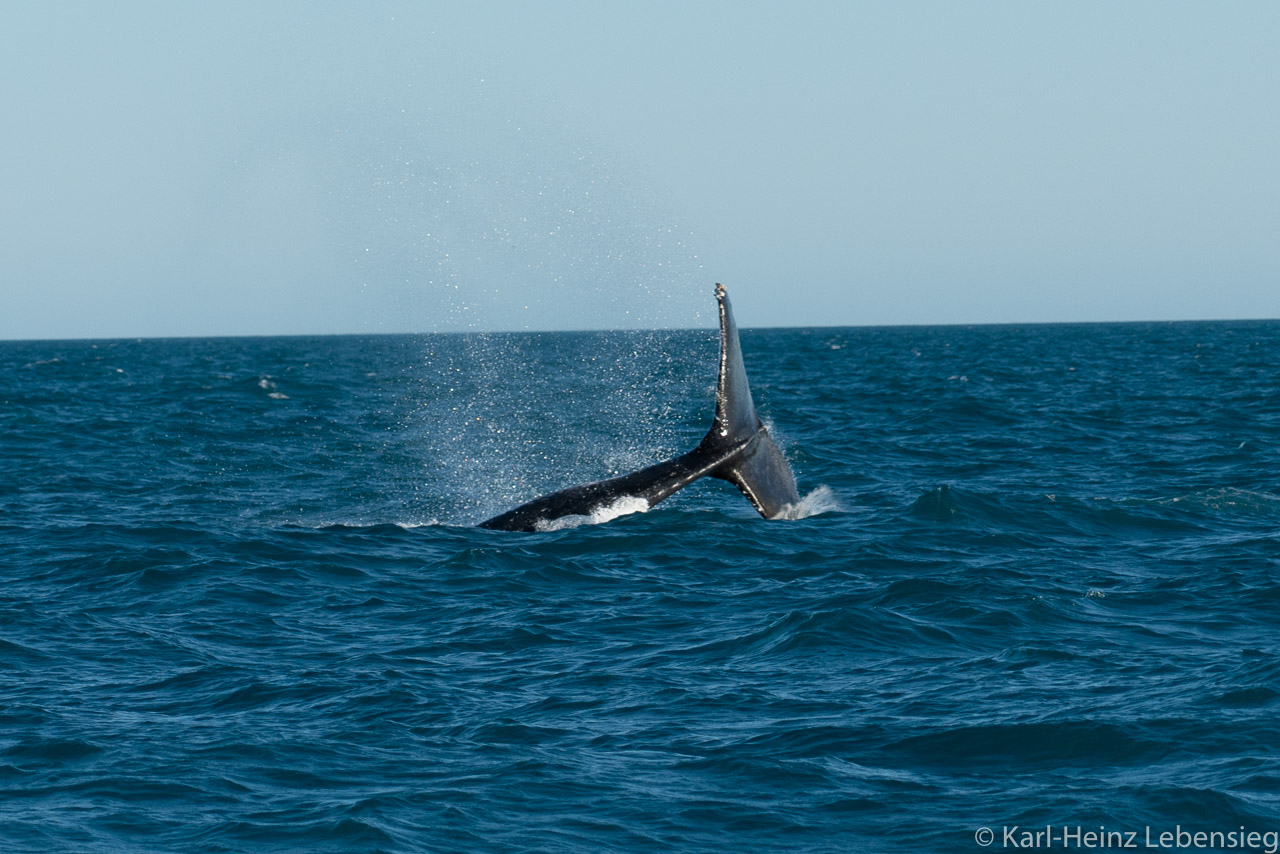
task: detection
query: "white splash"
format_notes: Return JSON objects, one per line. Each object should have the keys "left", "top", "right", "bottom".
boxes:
{"left": 773, "top": 485, "right": 842, "bottom": 520}
{"left": 295, "top": 518, "right": 442, "bottom": 529}
{"left": 534, "top": 495, "right": 651, "bottom": 532}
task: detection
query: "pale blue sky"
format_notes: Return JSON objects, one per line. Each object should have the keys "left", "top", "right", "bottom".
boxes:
{"left": 2, "top": 1, "right": 1278, "bottom": 338}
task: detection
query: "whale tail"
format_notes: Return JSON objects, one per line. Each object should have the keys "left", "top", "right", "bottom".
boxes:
{"left": 700, "top": 283, "right": 800, "bottom": 518}
{"left": 477, "top": 283, "right": 800, "bottom": 531}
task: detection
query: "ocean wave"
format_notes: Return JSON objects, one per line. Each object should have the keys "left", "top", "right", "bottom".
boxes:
{"left": 6, "top": 324, "right": 1280, "bottom": 851}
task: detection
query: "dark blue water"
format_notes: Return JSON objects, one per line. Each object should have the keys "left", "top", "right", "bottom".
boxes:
{"left": 3, "top": 321, "right": 1280, "bottom": 852}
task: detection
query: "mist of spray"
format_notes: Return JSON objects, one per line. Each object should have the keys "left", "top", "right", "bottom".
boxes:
{"left": 300, "top": 88, "right": 718, "bottom": 523}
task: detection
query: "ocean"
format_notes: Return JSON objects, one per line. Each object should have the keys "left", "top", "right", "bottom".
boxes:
{"left": 3, "top": 319, "right": 1279, "bottom": 852}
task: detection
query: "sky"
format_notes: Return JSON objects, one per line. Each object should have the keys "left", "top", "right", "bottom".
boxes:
{"left": 2, "top": 1, "right": 1278, "bottom": 339}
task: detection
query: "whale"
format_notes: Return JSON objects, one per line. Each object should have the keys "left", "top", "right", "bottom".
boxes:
{"left": 478, "top": 283, "right": 800, "bottom": 532}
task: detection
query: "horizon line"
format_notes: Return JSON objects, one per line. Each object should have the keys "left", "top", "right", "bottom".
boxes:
{"left": 3, "top": 314, "right": 1279, "bottom": 345}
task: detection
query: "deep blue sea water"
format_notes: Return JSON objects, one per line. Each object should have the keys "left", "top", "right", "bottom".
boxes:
{"left": 3, "top": 320, "right": 1280, "bottom": 852}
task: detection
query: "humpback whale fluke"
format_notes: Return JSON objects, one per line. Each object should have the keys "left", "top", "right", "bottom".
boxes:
{"left": 478, "top": 283, "right": 801, "bottom": 532}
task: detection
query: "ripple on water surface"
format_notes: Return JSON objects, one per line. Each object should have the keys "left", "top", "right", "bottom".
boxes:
{"left": 3, "top": 324, "right": 1280, "bottom": 851}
